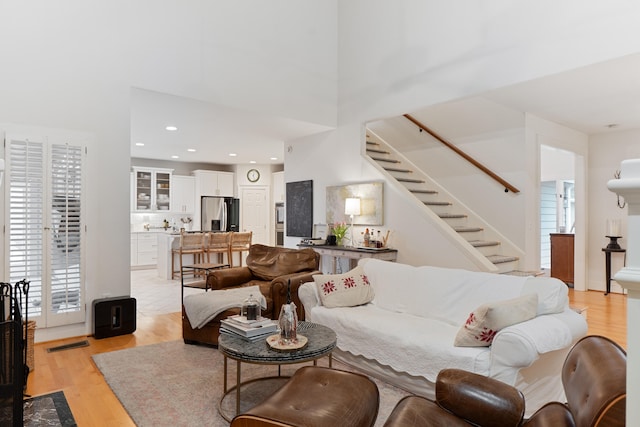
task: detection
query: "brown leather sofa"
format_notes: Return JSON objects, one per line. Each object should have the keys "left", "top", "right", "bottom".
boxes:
{"left": 182, "top": 244, "right": 320, "bottom": 346}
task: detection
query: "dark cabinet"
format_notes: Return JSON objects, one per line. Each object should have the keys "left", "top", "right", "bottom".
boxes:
{"left": 550, "top": 233, "right": 574, "bottom": 285}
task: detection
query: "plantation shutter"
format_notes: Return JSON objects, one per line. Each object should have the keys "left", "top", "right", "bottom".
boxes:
{"left": 48, "top": 143, "right": 84, "bottom": 325}
{"left": 7, "top": 139, "right": 45, "bottom": 318}
{"left": 6, "top": 136, "right": 85, "bottom": 327}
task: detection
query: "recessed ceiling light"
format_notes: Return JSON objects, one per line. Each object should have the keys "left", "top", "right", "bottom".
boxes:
{"left": 270, "top": 157, "right": 278, "bottom": 161}
{"left": 171, "top": 155, "right": 179, "bottom": 159}
{"left": 135, "top": 142, "right": 145, "bottom": 147}
{"left": 187, "top": 148, "right": 196, "bottom": 152}
{"left": 249, "top": 160, "right": 257, "bottom": 164}
{"left": 165, "top": 126, "right": 178, "bottom": 131}
{"left": 229, "top": 153, "right": 237, "bottom": 157}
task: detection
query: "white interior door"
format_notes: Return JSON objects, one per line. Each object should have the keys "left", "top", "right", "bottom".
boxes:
{"left": 240, "top": 186, "right": 268, "bottom": 245}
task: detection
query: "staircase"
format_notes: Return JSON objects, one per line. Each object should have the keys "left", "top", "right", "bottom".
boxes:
{"left": 365, "top": 130, "right": 525, "bottom": 274}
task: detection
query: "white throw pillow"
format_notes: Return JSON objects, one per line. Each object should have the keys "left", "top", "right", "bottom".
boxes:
{"left": 313, "top": 266, "right": 375, "bottom": 308}
{"left": 454, "top": 293, "right": 538, "bottom": 347}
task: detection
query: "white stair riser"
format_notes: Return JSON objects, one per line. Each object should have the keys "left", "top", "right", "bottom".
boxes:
{"left": 473, "top": 244, "right": 501, "bottom": 257}
{"left": 494, "top": 259, "right": 520, "bottom": 274}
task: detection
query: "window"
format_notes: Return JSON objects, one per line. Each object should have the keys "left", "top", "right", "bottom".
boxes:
{"left": 6, "top": 136, "right": 85, "bottom": 327}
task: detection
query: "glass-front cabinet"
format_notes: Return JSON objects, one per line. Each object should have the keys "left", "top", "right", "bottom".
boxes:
{"left": 133, "top": 167, "right": 173, "bottom": 212}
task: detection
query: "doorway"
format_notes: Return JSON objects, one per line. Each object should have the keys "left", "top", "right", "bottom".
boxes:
{"left": 240, "top": 186, "right": 269, "bottom": 245}
{"left": 540, "top": 145, "right": 577, "bottom": 273}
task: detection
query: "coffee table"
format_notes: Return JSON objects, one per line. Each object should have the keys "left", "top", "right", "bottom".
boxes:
{"left": 218, "top": 321, "right": 336, "bottom": 421}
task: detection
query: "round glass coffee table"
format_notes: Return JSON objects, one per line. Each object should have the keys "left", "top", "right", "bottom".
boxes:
{"left": 218, "top": 321, "right": 336, "bottom": 421}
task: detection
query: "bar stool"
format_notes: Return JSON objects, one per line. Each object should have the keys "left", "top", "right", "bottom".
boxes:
{"left": 229, "top": 231, "right": 252, "bottom": 267}
{"left": 171, "top": 231, "right": 206, "bottom": 279}
{"left": 206, "top": 232, "right": 231, "bottom": 265}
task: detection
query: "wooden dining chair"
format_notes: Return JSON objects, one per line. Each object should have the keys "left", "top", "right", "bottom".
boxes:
{"left": 229, "top": 231, "right": 252, "bottom": 267}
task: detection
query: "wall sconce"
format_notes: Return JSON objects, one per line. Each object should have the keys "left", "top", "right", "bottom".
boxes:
{"left": 345, "top": 197, "right": 361, "bottom": 247}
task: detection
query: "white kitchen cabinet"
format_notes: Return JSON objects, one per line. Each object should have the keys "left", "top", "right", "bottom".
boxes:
{"left": 193, "top": 170, "right": 234, "bottom": 197}
{"left": 130, "top": 233, "right": 138, "bottom": 265}
{"left": 133, "top": 167, "right": 174, "bottom": 212}
{"left": 193, "top": 170, "right": 235, "bottom": 230}
{"left": 133, "top": 232, "right": 160, "bottom": 268}
{"left": 171, "top": 175, "right": 195, "bottom": 213}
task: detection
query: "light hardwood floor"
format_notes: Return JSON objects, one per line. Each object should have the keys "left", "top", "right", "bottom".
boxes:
{"left": 25, "top": 275, "right": 627, "bottom": 426}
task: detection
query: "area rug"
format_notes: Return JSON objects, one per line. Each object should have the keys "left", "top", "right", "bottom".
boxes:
{"left": 0, "top": 390, "right": 77, "bottom": 426}
{"left": 93, "top": 340, "right": 410, "bottom": 426}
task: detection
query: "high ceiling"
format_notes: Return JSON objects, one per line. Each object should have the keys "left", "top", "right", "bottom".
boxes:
{"left": 131, "top": 53, "right": 640, "bottom": 165}
{"left": 130, "top": 88, "right": 333, "bottom": 165}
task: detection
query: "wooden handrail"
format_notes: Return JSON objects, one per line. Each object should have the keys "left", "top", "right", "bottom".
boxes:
{"left": 404, "top": 114, "right": 520, "bottom": 193}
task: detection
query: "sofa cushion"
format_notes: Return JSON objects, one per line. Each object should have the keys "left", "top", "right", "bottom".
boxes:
{"left": 521, "top": 277, "right": 569, "bottom": 315}
{"left": 313, "top": 266, "right": 375, "bottom": 308}
{"left": 360, "top": 259, "right": 530, "bottom": 326}
{"left": 247, "top": 244, "right": 319, "bottom": 281}
{"left": 454, "top": 293, "right": 538, "bottom": 347}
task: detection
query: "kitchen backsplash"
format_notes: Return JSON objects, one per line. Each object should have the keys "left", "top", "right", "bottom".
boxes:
{"left": 131, "top": 212, "right": 194, "bottom": 232}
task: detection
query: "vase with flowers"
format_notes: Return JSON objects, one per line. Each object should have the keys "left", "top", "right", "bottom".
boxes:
{"left": 331, "top": 222, "right": 349, "bottom": 246}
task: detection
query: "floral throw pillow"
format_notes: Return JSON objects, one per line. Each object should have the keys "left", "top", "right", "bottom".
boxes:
{"left": 454, "top": 293, "right": 538, "bottom": 347}
{"left": 313, "top": 266, "right": 375, "bottom": 308}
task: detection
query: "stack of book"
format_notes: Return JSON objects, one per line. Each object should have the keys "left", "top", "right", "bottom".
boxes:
{"left": 220, "top": 315, "right": 278, "bottom": 342}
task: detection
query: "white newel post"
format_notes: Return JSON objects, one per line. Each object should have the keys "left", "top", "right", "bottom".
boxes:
{"left": 607, "top": 158, "right": 640, "bottom": 426}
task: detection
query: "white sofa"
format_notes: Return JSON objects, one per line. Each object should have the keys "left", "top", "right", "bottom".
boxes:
{"left": 299, "top": 258, "right": 588, "bottom": 417}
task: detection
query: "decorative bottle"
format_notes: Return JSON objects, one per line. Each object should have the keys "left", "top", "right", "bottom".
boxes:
{"left": 278, "top": 280, "right": 298, "bottom": 344}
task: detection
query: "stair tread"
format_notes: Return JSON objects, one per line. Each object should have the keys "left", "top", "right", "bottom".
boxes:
{"left": 366, "top": 148, "right": 390, "bottom": 154}
{"left": 385, "top": 167, "right": 412, "bottom": 173}
{"left": 486, "top": 255, "right": 519, "bottom": 264}
{"left": 398, "top": 178, "right": 426, "bottom": 183}
{"left": 372, "top": 157, "right": 401, "bottom": 163}
{"left": 469, "top": 240, "right": 500, "bottom": 247}
{"left": 439, "top": 213, "right": 467, "bottom": 219}
{"left": 503, "top": 270, "right": 545, "bottom": 277}
{"left": 410, "top": 189, "right": 438, "bottom": 194}
{"left": 453, "top": 226, "right": 483, "bottom": 232}
{"left": 423, "top": 201, "right": 452, "bottom": 206}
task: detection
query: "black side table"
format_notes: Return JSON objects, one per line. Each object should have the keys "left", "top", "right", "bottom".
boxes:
{"left": 602, "top": 248, "right": 626, "bottom": 295}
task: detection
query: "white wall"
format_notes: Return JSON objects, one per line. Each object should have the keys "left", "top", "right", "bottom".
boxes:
{"left": 588, "top": 130, "right": 640, "bottom": 293}
{"left": 0, "top": 0, "right": 337, "bottom": 340}
{"left": 338, "top": 1, "right": 640, "bottom": 123}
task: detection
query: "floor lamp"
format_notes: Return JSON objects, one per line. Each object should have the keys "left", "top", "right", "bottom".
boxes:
{"left": 345, "top": 198, "right": 361, "bottom": 247}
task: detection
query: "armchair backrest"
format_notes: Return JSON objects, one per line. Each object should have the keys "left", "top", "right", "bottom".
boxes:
{"left": 563, "top": 335, "right": 626, "bottom": 427}
{"left": 246, "top": 244, "right": 319, "bottom": 280}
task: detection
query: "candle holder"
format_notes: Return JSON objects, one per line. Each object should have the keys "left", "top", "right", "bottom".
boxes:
{"left": 606, "top": 235, "right": 622, "bottom": 250}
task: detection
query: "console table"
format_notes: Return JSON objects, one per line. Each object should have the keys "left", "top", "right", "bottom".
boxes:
{"left": 298, "top": 244, "right": 398, "bottom": 273}
{"left": 602, "top": 247, "right": 626, "bottom": 295}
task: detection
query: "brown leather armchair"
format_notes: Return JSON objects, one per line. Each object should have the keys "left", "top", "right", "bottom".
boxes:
{"left": 182, "top": 244, "right": 320, "bottom": 346}
{"left": 384, "top": 369, "right": 526, "bottom": 427}
{"left": 384, "top": 335, "right": 626, "bottom": 427}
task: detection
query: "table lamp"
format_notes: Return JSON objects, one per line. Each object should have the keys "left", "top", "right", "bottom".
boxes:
{"left": 345, "top": 198, "right": 361, "bottom": 247}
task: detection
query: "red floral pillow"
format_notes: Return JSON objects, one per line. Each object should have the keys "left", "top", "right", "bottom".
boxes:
{"left": 454, "top": 293, "right": 538, "bottom": 347}
{"left": 313, "top": 266, "right": 375, "bottom": 308}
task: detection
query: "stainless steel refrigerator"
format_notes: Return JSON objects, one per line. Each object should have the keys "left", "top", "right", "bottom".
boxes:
{"left": 200, "top": 196, "right": 240, "bottom": 232}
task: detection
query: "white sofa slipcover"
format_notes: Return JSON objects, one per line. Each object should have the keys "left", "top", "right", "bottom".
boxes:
{"left": 299, "top": 258, "right": 588, "bottom": 417}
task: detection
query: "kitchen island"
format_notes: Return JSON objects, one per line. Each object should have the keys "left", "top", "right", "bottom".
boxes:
{"left": 157, "top": 232, "right": 186, "bottom": 280}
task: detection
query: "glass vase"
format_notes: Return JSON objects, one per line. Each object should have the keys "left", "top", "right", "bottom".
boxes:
{"left": 278, "top": 302, "right": 298, "bottom": 345}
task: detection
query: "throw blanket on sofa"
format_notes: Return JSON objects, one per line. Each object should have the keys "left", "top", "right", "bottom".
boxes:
{"left": 183, "top": 286, "right": 267, "bottom": 329}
